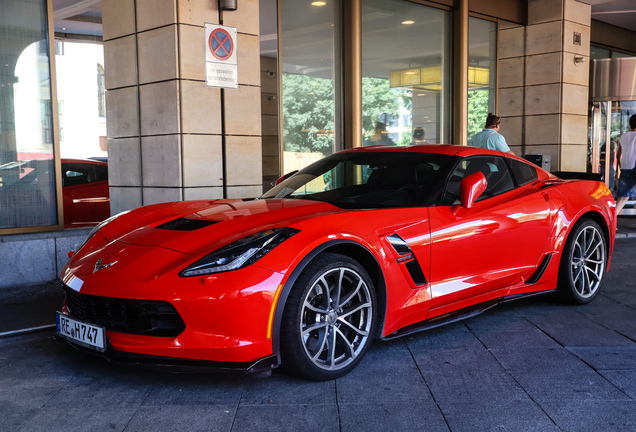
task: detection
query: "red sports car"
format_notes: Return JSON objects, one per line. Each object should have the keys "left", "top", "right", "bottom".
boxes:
{"left": 56, "top": 145, "right": 616, "bottom": 380}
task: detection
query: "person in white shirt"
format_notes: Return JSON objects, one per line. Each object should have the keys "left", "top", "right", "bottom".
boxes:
{"left": 615, "top": 114, "right": 636, "bottom": 215}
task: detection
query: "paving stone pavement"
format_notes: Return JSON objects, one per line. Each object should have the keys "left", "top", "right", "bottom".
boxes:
{"left": 1, "top": 238, "right": 636, "bottom": 431}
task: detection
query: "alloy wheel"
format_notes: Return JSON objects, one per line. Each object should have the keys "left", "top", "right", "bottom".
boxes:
{"left": 299, "top": 267, "right": 373, "bottom": 371}
{"left": 570, "top": 225, "right": 605, "bottom": 298}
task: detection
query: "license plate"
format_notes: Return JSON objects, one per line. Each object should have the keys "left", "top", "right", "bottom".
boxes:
{"left": 56, "top": 312, "right": 106, "bottom": 352}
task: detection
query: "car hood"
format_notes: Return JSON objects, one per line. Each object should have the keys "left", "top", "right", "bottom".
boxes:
{"left": 100, "top": 198, "right": 345, "bottom": 255}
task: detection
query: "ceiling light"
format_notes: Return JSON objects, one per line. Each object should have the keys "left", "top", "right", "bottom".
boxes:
{"left": 312, "top": 1, "right": 326, "bottom": 5}
{"left": 402, "top": 21, "right": 415, "bottom": 25}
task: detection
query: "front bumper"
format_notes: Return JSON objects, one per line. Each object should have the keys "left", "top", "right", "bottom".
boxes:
{"left": 56, "top": 334, "right": 279, "bottom": 374}
{"left": 59, "top": 254, "right": 287, "bottom": 366}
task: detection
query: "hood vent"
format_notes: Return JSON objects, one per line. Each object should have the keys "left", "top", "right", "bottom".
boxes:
{"left": 156, "top": 218, "right": 219, "bottom": 231}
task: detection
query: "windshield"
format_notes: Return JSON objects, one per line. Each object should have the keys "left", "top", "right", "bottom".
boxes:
{"left": 262, "top": 151, "right": 455, "bottom": 209}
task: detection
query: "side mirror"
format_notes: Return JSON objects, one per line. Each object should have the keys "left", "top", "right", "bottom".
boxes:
{"left": 275, "top": 170, "right": 298, "bottom": 185}
{"left": 460, "top": 171, "right": 487, "bottom": 209}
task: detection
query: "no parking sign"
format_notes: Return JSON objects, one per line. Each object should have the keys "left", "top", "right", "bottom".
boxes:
{"left": 204, "top": 23, "right": 238, "bottom": 89}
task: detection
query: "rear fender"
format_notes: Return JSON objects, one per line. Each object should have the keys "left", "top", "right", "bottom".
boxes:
{"left": 553, "top": 202, "right": 615, "bottom": 271}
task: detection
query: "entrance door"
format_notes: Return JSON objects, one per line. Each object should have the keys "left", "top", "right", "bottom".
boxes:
{"left": 590, "top": 100, "right": 636, "bottom": 214}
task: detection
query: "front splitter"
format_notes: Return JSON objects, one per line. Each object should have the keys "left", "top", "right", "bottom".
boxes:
{"left": 55, "top": 334, "right": 280, "bottom": 376}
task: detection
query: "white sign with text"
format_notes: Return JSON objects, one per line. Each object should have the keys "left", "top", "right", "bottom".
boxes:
{"left": 204, "top": 23, "right": 238, "bottom": 89}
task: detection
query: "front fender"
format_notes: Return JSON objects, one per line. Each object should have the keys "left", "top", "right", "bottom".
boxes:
{"left": 268, "top": 239, "right": 386, "bottom": 360}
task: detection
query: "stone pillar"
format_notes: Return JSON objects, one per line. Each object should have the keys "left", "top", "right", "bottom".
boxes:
{"left": 103, "top": 0, "right": 262, "bottom": 215}
{"left": 498, "top": 20, "right": 526, "bottom": 156}
{"left": 260, "top": 55, "right": 279, "bottom": 191}
{"left": 499, "top": 0, "right": 591, "bottom": 170}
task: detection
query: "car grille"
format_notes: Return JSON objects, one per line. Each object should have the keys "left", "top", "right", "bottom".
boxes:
{"left": 63, "top": 286, "right": 186, "bottom": 337}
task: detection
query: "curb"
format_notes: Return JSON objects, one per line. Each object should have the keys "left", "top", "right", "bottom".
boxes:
{"left": 0, "top": 324, "right": 55, "bottom": 339}
{"left": 615, "top": 233, "right": 636, "bottom": 238}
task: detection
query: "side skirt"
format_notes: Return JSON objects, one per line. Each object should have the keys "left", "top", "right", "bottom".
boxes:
{"left": 381, "top": 289, "right": 557, "bottom": 340}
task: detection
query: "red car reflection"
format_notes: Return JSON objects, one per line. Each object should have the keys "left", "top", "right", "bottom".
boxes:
{"left": 0, "top": 157, "right": 109, "bottom": 229}
{"left": 56, "top": 145, "right": 615, "bottom": 380}
{"left": 61, "top": 158, "right": 110, "bottom": 229}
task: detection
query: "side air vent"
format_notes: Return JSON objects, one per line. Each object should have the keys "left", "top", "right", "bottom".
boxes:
{"left": 405, "top": 260, "right": 427, "bottom": 285}
{"left": 526, "top": 254, "right": 552, "bottom": 285}
{"left": 156, "top": 218, "right": 219, "bottom": 231}
{"left": 387, "top": 234, "right": 412, "bottom": 255}
{"left": 386, "top": 234, "right": 427, "bottom": 286}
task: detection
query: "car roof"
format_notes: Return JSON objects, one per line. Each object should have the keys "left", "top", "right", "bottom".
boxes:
{"left": 339, "top": 144, "right": 552, "bottom": 177}
{"left": 342, "top": 144, "right": 525, "bottom": 160}
{"left": 61, "top": 158, "right": 107, "bottom": 166}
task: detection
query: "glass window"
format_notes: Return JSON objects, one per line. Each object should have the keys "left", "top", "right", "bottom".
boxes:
{"left": 614, "top": 101, "right": 636, "bottom": 175}
{"left": 0, "top": 0, "right": 58, "bottom": 229}
{"left": 468, "top": 17, "right": 497, "bottom": 141}
{"left": 280, "top": 0, "right": 341, "bottom": 173}
{"left": 361, "top": 0, "right": 452, "bottom": 146}
{"left": 262, "top": 151, "right": 454, "bottom": 209}
{"left": 97, "top": 64, "right": 106, "bottom": 118}
{"left": 55, "top": 41, "right": 107, "bottom": 160}
{"left": 590, "top": 45, "right": 610, "bottom": 60}
{"left": 589, "top": 101, "right": 636, "bottom": 189}
{"left": 443, "top": 156, "right": 515, "bottom": 205}
{"left": 508, "top": 158, "right": 538, "bottom": 186}
{"left": 612, "top": 51, "right": 635, "bottom": 58}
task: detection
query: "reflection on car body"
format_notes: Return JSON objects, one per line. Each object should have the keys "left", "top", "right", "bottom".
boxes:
{"left": 61, "top": 158, "right": 110, "bottom": 228}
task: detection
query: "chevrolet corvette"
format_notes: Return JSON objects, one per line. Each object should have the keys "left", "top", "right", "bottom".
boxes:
{"left": 56, "top": 145, "right": 616, "bottom": 380}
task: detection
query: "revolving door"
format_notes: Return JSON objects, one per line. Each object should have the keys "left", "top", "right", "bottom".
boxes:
{"left": 589, "top": 58, "right": 636, "bottom": 214}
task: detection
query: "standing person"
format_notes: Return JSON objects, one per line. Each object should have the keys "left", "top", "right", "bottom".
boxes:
{"left": 411, "top": 127, "right": 426, "bottom": 145}
{"left": 363, "top": 121, "right": 395, "bottom": 146}
{"left": 615, "top": 114, "right": 636, "bottom": 215}
{"left": 468, "top": 113, "right": 514, "bottom": 154}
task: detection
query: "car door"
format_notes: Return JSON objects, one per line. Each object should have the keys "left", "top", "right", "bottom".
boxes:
{"left": 427, "top": 155, "right": 551, "bottom": 311}
{"left": 62, "top": 162, "right": 110, "bottom": 228}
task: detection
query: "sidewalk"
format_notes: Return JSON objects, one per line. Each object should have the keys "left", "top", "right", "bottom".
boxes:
{"left": 0, "top": 281, "right": 64, "bottom": 336}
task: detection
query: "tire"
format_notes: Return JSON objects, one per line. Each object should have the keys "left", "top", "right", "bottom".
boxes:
{"left": 557, "top": 218, "right": 606, "bottom": 304}
{"left": 280, "top": 252, "right": 377, "bottom": 380}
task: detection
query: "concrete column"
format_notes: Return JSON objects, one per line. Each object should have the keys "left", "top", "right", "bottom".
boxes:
{"left": 261, "top": 55, "right": 279, "bottom": 191}
{"left": 499, "top": 0, "right": 590, "bottom": 170}
{"left": 103, "top": 0, "right": 263, "bottom": 214}
{"left": 497, "top": 20, "right": 526, "bottom": 156}
{"left": 453, "top": 0, "right": 469, "bottom": 146}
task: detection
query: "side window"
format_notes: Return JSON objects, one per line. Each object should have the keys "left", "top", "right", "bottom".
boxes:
{"left": 95, "top": 165, "right": 109, "bottom": 182}
{"left": 442, "top": 156, "right": 515, "bottom": 205}
{"left": 507, "top": 158, "right": 538, "bottom": 186}
{"left": 62, "top": 164, "right": 96, "bottom": 187}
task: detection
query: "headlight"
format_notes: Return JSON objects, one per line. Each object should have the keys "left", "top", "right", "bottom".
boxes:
{"left": 180, "top": 228, "right": 299, "bottom": 277}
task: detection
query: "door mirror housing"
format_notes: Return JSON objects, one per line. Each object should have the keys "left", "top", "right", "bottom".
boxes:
{"left": 460, "top": 171, "right": 487, "bottom": 209}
